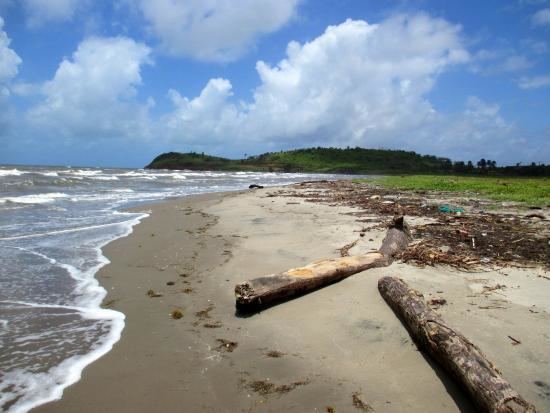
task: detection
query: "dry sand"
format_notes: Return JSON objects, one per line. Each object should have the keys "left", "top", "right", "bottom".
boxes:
{"left": 33, "top": 187, "right": 550, "bottom": 412}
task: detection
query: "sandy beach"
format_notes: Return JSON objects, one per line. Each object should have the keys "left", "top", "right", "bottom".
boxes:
{"left": 32, "top": 184, "right": 550, "bottom": 413}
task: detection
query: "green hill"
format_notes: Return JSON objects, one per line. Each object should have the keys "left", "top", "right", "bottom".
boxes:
{"left": 145, "top": 147, "right": 456, "bottom": 174}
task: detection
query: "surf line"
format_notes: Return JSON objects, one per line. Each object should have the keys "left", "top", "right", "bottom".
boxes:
{"left": 0, "top": 214, "right": 147, "bottom": 241}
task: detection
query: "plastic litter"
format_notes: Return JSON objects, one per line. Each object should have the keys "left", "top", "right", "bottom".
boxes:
{"left": 439, "top": 204, "right": 464, "bottom": 214}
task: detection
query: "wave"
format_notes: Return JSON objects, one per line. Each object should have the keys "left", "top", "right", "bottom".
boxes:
{"left": 0, "top": 219, "right": 142, "bottom": 241}
{"left": 0, "top": 169, "right": 25, "bottom": 177}
{"left": 90, "top": 176, "right": 119, "bottom": 181}
{"left": 69, "top": 170, "right": 103, "bottom": 177}
{"left": 0, "top": 307, "right": 124, "bottom": 413}
{"left": 0, "top": 193, "right": 69, "bottom": 205}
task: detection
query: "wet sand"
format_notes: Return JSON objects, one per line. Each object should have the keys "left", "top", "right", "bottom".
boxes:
{"left": 33, "top": 187, "right": 550, "bottom": 412}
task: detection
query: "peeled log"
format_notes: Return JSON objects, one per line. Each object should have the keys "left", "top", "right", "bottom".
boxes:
{"left": 378, "top": 276, "right": 537, "bottom": 413}
{"left": 235, "top": 216, "right": 411, "bottom": 311}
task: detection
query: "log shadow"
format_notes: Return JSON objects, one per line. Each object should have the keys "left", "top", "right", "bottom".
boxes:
{"left": 416, "top": 349, "right": 478, "bottom": 413}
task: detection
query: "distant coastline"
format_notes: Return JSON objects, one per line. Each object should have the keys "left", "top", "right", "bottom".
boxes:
{"left": 146, "top": 147, "right": 550, "bottom": 176}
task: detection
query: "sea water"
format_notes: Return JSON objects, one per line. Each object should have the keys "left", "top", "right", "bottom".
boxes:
{"left": 0, "top": 165, "right": 355, "bottom": 412}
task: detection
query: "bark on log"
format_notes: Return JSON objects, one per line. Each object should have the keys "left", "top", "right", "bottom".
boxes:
{"left": 378, "top": 276, "right": 537, "bottom": 413}
{"left": 235, "top": 216, "right": 411, "bottom": 311}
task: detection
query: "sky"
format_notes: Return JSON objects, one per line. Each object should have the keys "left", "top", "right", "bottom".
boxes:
{"left": 0, "top": 0, "right": 549, "bottom": 168}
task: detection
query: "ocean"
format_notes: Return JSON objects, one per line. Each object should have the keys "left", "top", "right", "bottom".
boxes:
{"left": 0, "top": 165, "right": 356, "bottom": 413}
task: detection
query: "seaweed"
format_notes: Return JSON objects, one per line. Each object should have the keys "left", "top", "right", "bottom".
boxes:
{"left": 170, "top": 309, "right": 184, "bottom": 319}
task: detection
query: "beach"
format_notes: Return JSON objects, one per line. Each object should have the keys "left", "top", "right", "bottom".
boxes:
{"left": 32, "top": 184, "right": 550, "bottom": 412}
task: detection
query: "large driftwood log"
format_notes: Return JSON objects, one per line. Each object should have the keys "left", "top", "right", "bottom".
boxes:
{"left": 378, "top": 276, "right": 537, "bottom": 413}
{"left": 235, "top": 216, "right": 411, "bottom": 311}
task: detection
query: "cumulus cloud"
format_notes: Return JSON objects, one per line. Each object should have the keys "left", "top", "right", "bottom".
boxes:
{"left": 28, "top": 36, "right": 154, "bottom": 142}
{"left": 134, "top": 0, "right": 299, "bottom": 61}
{"left": 163, "top": 15, "right": 471, "bottom": 152}
{"left": 0, "top": 15, "right": 21, "bottom": 138}
{"left": 532, "top": 8, "right": 550, "bottom": 26}
{"left": 518, "top": 74, "right": 550, "bottom": 88}
{"left": 22, "top": 0, "right": 81, "bottom": 27}
{"left": 0, "top": 16, "right": 21, "bottom": 84}
{"left": 160, "top": 15, "right": 546, "bottom": 163}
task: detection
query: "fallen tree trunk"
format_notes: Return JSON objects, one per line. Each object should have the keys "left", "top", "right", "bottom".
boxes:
{"left": 378, "top": 276, "right": 537, "bottom": 413}
{"left": 235, "top": 216, "right": 411, "bottom": 311}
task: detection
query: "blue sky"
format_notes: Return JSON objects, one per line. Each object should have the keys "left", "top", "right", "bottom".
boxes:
{"left": 0, "top": 0, "right": 549, "bottom": 167}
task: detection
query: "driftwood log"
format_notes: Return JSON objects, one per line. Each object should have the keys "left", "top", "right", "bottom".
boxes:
{"left": 378, "top": 276, "right": 537, "bottom": 413}
{"left": 235, "top": 216, "right": 411, "bottom": 311}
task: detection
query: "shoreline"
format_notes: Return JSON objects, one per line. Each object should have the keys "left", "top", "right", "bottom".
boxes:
{"left": 32, "top": 186, "right": 550, "bottom": 412}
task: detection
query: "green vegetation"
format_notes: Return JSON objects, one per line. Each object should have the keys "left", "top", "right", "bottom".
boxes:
{"left": 362, "top": 175, "right": 550, "bottom": 206}
{"left": 147, "top": 148, "right": 550, "bottom": 176}
{"left": 146, "top": 148, "right": 462, "bottom": 174}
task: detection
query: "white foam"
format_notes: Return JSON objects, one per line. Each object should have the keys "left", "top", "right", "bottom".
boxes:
{"left": 111, "top": 189, "right": 134, "bottom": 193}
{"left": 0, "top": 168, "right": 25, "bottom": 177}
{"left": 0, "top": 193, "right": 69, "bottom": 205}
{"left": 41, "top": 172, "right": 59, "bottom": 177}
{"left": 90, "top": 176, "right": 119, "bottom": 181}
{"left": 119, "top": 171, "right": 158, "bottom": 180}
{"left": 0, "top": 215, "right": 145, "bottom": 241}
{"left": 0, "top": 211, "right": 147, "bottom": 413}
{"left": 0, "top": 307, "right": 124, "bottom": 413}
{"left": 70, "top": 170, "right": 103, "bottom": 177}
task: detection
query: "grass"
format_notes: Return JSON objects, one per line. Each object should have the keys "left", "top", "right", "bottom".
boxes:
{"left": 357, "top": 175, "right": 550, "bottom": 206}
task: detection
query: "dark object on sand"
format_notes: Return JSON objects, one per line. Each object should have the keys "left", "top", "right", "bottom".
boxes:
{"left": 249, "top": 184, "right": 264, "bottom": 189}
{"left": 378, "top": 276, "right": 537, "bottom": 413}
{"left": 235, "top": 217, "right": 411, "bottom": 311}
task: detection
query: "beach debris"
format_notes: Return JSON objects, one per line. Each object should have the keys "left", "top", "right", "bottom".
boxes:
{"left": 525, "top": 213, "right": 545, "bottom": 220}
{"left": 203, "top": 322, "right": 223, "bottom": 328}
{"left": 170, "top": 309, "right": 184, "bottom": 319}
{"left": 428, "top": 298, "right": 447, "bottom": 308}
{"left": 195, "top": 304, "right": 214, "bottom": 320}
{"left": 378, "top": 276, "right": 537, "bottom": 412}
{"left": 326, "top": 407, "right": 336, "bottom": 413}
{"left": 508, "top": 335, "right": 522, "bottom": 345}
{"left": 147, "top": 289, "right": 162, "bottom": 298}
{"left": 265, "top": 350, "right": 285, "bottom": 358}
{"left": 351, "top": 392, "right": 374, "bottom": 411}
{"left": 181, "top": 287, "right": 194, "bottom": 294}
{"left": 249, "top": 184, "right": 264, "bottom": 189}
{"left": 235, "top": 216, "right": 411, "bottom": 311}
{"left": 166, "top": 281, "right": 175, "bottom": 286}
{"left": 216, "top": 338, "right": 238, "bottom": 352}
{"left": 279, "top": 180, "right": 549, "bottom": 270}
{"left": 246, "top": 379, "right": 309, "bottom": 396}
{"left": 100, "top": 299, "right": 117, "bottom": 309}
{"left": 337, "top": 239, "right": 360, "bottom": 257}
{"left": 438, "top": 204, "right": 464, "bottom": 214}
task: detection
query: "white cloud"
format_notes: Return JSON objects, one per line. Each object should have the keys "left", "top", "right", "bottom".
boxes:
{"left": 521, "top": 38, "right": 548, "bottom": 54}
{"left": 135, "top": 0, "right": 300, "bottom": 61}
{"left": 160, "top": 15, "right": 546, "bottom": 163}
{"left": 471, "top": 50, "right": 534, "bottom": 75}
{"left": 22, "top": 0, "right": 81, "bottom": 27}
{"left": 0, "top": 16, "right": 21, "bottom": 84}
{"left": 518, "top": 74, "right": 550, "bottom": 88}
{"left": 0, "top": 15, "right": 21, "bottom": 138}
{"left": 532, "top": 8, "right": 550, "bottom": 26}
{"left": 501, "top": 55, "right": 534, "bottom": 72}
{"left": 28, "top": 36, "right": 154, "bottom": 142}
{"left": 163, "top": 15, "right": 471, "bottom": 151}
